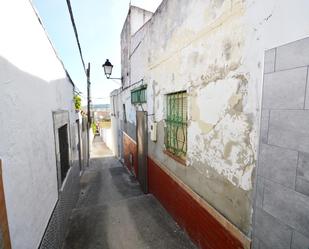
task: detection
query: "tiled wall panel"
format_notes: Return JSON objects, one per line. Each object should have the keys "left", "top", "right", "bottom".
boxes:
{"left": 253, "top": 37, "right": 309, "bottom": 248}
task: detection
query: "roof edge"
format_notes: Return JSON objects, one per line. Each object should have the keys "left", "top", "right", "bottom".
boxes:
{"left": 28, "top": 0, "right": 75, "bottom": 88}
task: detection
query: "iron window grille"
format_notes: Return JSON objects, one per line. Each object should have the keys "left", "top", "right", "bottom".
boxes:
{"left": 131, "top": 85, "right": 147, "bottom": 104}
{"left": 165, "top": 91, "right": 187, "bottom": 160}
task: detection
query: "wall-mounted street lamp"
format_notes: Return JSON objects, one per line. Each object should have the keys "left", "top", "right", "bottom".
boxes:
{"left": 102, "top": 59, "right": 123, "bottom": 81}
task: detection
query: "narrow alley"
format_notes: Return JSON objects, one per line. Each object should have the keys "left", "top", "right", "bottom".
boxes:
{"left": 62, "top": 136, "right": 197, "bottom": 249}
{"left": 2, "top": 1, "right": 309, "bottom": 249}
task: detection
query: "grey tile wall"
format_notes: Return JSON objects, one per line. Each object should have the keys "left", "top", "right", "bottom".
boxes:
{"left": 260, "top": 110, "right": 269, "bottom": 144}
{"left": 292, "top": 231, "right": 309, "bottom": 249}
{"left": 253, "top": 37, "right": 309, "bottom": 248}
{"left": 258, "top": 144, "right": 298, "bottom": 188}
{"left": 305, "top": 70, "right": 309, "bottom": 109}
{"left": 276, "top": 38, "right": 309, "bottom": 71}
{"left": 268, "top": 110, "right": 309, "bottom": 152}
{"left": 254, "top": 207, "right": 293, "bottom": 249}
{"left": 264, "top": 48, "right": 276, "bottom": 74}
{"left": 263, "top": 67, "right": 307, "bottom": 109}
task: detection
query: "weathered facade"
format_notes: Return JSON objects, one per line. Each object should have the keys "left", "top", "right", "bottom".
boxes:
{"left": 111, "top": 0, "right": 309, "bottom": 248}
{"left": 0, "top": 1, "right": 87, "bottom": 248}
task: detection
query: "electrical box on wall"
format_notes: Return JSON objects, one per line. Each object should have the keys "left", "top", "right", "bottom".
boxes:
{"left": 150, "top": 122, "right": 157, "bottom": 142}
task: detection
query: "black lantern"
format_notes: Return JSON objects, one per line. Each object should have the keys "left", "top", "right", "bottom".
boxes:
{"left": 102, "top": 59, "right": 113, "bottom": 79}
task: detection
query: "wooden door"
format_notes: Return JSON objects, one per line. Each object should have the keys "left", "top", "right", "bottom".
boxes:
{"left": 136, "top": 111, "right": 148, "bottom": 193}
{"left": 0, "top": 160, "right": 11, "bottom": 249}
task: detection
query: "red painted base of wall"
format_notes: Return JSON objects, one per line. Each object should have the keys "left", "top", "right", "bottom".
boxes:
{"left": 148, "top": 157, "right": 245, "bottom": 249}
{"left": 123, "top": 132, "right": 138, "bottom": 177}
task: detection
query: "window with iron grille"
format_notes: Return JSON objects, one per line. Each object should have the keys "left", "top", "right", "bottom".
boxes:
{"left": 165, "top": 91, "right": 187, "bottom": 161}
{"left": 131, "top": 85, "right": 147, "bottom": 104}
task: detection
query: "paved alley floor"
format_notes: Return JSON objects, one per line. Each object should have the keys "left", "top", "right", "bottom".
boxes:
{"left": 62, "top": 136, "right": 197, "bottom": 249}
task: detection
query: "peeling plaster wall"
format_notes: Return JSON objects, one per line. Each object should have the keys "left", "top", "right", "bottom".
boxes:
{"left": 0, "top": 1, "right": 77, "bottom": 248}
{"left": 116, "top": 0, "right": 309, "bottom": 236}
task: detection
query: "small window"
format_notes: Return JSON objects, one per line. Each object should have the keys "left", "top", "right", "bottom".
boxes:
{"left": 58, "top": 124, "right": 70, "bottom": 184}
{"left": 123, "top": 104, "right": 127, "bottom": 123}
{"left": 165, "top": 91, "right": 187, "bottom": 162}
{"left": 131, "top": 85, "right": 147, "bottom": 104}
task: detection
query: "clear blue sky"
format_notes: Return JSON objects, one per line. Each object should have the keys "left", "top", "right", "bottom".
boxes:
{"left": 32, "top": 0, "right": 162, "bottom": 105}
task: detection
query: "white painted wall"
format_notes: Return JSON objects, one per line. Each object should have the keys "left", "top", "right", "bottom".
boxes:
{"left": 248, "top": 0, "right": 309, "bottom": 50}
{"left": 100, "top": 128, "right": 113, "bottom": 152}
{"left": 130, "top": 6, "right": 153, "bottom": 35}
{"left": 0, "top": 1, "right": 76, "bottom": 248}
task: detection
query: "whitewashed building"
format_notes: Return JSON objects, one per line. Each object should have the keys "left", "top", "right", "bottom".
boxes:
{"left": 111, "top": 1, "right": 309, "bottom": 248}
{"left": 0, "top": 0, "right": 86, "bottom": 248}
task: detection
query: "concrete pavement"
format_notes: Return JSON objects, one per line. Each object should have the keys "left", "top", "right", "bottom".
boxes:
{"left": 62, "top": 136, "right": 196, "bottom": 249}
